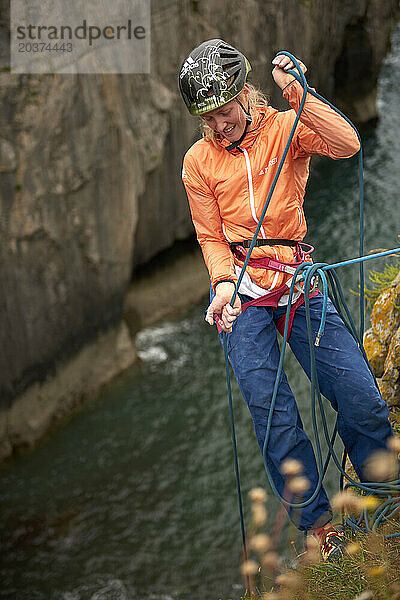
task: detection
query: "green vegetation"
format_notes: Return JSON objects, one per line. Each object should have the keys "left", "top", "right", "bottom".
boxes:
{"left": 351, "top": 256, "right": 400, "bottom": 310}
{"left": 364, "top": 260, "right": 400, "bottom": 310}
{"left": 234, "top": 471, "right": 400, "bottom": 600}
{"left": 236, "top": 522, "right": 400, "bottom": 600}
{"left": 291, "top": 524, "right": 400, "bottom": 600}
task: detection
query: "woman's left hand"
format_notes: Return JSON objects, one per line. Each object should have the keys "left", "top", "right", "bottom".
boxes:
{"left": 205, "top": 282, "right": 241, "bottom": 333}
{"left": 272, "top": 54, "right": 307, "bottom": 90}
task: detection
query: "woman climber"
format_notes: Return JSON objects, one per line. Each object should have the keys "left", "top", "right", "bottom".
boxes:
{"left": 179, "top": 39, "right": 394, "bottom": 561}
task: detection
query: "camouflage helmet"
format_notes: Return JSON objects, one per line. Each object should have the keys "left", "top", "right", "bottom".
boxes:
{"left": 179, "top": 39, "right": 252, "bottom": 116}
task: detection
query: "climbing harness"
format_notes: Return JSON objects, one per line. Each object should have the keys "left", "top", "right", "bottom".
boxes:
{"left": 220, "top": 51, "right": 400, "bottom": 555}
{"left": 225, "top": 242, "right": 318, "bottom": 335}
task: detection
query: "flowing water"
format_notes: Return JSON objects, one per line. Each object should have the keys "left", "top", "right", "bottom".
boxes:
{"left": 1, "top": 24, "right": 400, "bottom": 600}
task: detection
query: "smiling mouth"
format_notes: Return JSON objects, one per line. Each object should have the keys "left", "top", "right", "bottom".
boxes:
{"left": 223, "top": 125, "right": 235, "bottom": 135}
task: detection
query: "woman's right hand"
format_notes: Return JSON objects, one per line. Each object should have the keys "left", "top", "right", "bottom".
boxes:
{"left": 205, "top": 282, "right": 242, "bottom": 333}
{"left": 272, "top": 54, "right": 307, "bottom": 90}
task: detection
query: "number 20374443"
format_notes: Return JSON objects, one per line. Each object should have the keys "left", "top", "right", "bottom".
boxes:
{"left": 18, "top": 42, "right": 73, "bottom": 52}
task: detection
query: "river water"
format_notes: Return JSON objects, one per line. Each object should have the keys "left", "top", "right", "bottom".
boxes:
{"left": 1, "top": 24, "right": 400, "bottom": 600}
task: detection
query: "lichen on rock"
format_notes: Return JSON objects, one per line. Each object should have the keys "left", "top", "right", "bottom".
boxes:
{"left": 364, "top": 271, "right": 400, "bottom": 409}
{"left": 363, "top": 329, "right": 386, "bottom": 378}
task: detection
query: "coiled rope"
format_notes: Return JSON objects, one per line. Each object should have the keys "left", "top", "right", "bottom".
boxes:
{"left": 222, "top": 52, "right": 400, "bottom": 554}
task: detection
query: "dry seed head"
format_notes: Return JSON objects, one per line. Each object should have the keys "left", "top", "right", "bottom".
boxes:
{"left": 354, "top": 592, "right": 374, "bottom": 600}
{"left": 362, "top": 496, "right": 380, "bottom": 510}
{"left": 249, "top": 487, "right": 268, "bottom": 503}
{"left": 281, "top": 458, "right": 303, "bottom": 477}
{"left": 304, "top": 535, "right": 321, "bottom": 564}
{"left": 261, "top": 551, "right": 279, "bottom": 573}
{"left": 275, "top": 572, "right": 302, "bottom": 590}
{"left": 364, "top": 449, "right": 398, "bottom": 482}
{"left": 306, "top": 535, "right": 320, "bottom": 551}
{"left": 250, "top": 533, "right": 272, "bottom": 553}
{"left": 240, "top": 559, "right": 259, "bottom": 576}
{"left": 368, "top": 565, "right": 387, "bottom": 577}
{"left": 252, "top": 503, "right": 268, "bottom": 526}
{"left": 387, "top": 436, "right": 400, "bottom": 454}
{"left": 287, "top": 476, "right": 310, "bottom": 494}
{"left": 303, "top": 549, "right": 321, "bottom": 564}
{"left": 331, "top": 490, "right": 364, "bottom": 513}
{"left": 346, "top": 542, "right": 361, "bottom": 555}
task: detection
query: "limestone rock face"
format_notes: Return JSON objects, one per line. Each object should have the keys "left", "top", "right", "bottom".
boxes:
{"left": 371, "top": 287, "right": 400, "bottom": 346}
{"left": 0, "top": 0, "right": 399, "bottom": 458}
{"left": 0, "top": 321, "right": 137, "bottom": 459}
{"left": 364, "top": 272, "right": 400, "bottom": 408}
{"left": 363, "top": 329, "right": 386, "bottom": 378}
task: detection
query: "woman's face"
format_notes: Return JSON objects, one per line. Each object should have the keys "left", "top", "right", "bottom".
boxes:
{"left": 202, "top": 95, "right": 248, "bottom": 142}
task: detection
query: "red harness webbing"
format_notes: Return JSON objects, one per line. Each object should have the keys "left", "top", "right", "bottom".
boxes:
{"left": 216, "top": 242, "right": 318, "bottom": 337}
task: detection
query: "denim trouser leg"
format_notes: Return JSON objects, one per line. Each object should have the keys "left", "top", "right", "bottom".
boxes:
{"left": 219, "top": 296, "right": 332, "bottom": 530}
{"left": 276, "top": 295, "right": 393, "bottom": 481}
{"left": 217, "top": 291, "right": 393, "bottom": 531}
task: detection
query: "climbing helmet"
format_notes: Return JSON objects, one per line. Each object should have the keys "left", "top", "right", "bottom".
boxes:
{"left": 178, "top": 39, "right": 252, "bottom": 116}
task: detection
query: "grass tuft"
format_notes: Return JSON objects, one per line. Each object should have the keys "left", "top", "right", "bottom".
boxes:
{"left": 293, "top": 523, "right": 400, "bottom": 600}
{"left": 237, "top": 520, "right": 400, "bottom": 600}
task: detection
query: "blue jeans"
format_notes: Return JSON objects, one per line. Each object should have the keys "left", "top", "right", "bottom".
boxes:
{"left": 216, "top": 292, "right": 393, "bottom": 530}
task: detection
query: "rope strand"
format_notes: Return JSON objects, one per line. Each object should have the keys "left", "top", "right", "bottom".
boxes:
{"left": 222, "top": 52, "right": 400, "bottom": 550}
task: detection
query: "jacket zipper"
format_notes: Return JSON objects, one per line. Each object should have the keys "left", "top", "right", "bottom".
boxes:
{"left": 242, "top": 148, "right": 267, "bottom": 238}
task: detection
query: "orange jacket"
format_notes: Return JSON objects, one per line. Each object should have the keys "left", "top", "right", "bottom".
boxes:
{"left": 182, "top": 80, "right": 360, "bottom": 291}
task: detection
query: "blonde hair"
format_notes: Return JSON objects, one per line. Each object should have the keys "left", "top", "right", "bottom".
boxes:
{"left": 201, "top": 83, "right": 269, "bottom": 146}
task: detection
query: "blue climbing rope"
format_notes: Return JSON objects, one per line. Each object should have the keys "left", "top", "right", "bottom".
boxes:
{"left": 222, "top": 52, "right": 400, "bottom": 551}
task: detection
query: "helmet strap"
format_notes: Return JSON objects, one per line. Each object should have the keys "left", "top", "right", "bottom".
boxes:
{"left": 235, "top": 98, "right": 252, "bottom": 123}
{"left": 225, "top": 98, "right": 252, "bottom": 152}
{"left": 225, "top": 120, "right": 249, "bottom": 153}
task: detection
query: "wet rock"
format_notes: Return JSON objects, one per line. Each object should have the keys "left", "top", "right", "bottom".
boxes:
{"left": 0, "top": 321, "right": 136, "bottom": 462}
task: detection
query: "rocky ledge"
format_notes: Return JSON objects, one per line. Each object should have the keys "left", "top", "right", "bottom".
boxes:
{"left": 364, "top": 271, "right": 400, "bottom": 419}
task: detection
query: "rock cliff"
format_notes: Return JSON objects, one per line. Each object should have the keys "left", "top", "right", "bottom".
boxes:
{"left": 0, "top": 0, "right": 399, "bottom": 459}
{"left": 364, "top": 270, "right": 400, "bottom": 415}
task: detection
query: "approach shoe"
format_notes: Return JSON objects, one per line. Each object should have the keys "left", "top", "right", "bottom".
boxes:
{"left": 314, "top": 523, "right": 346, "bottom": 562}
